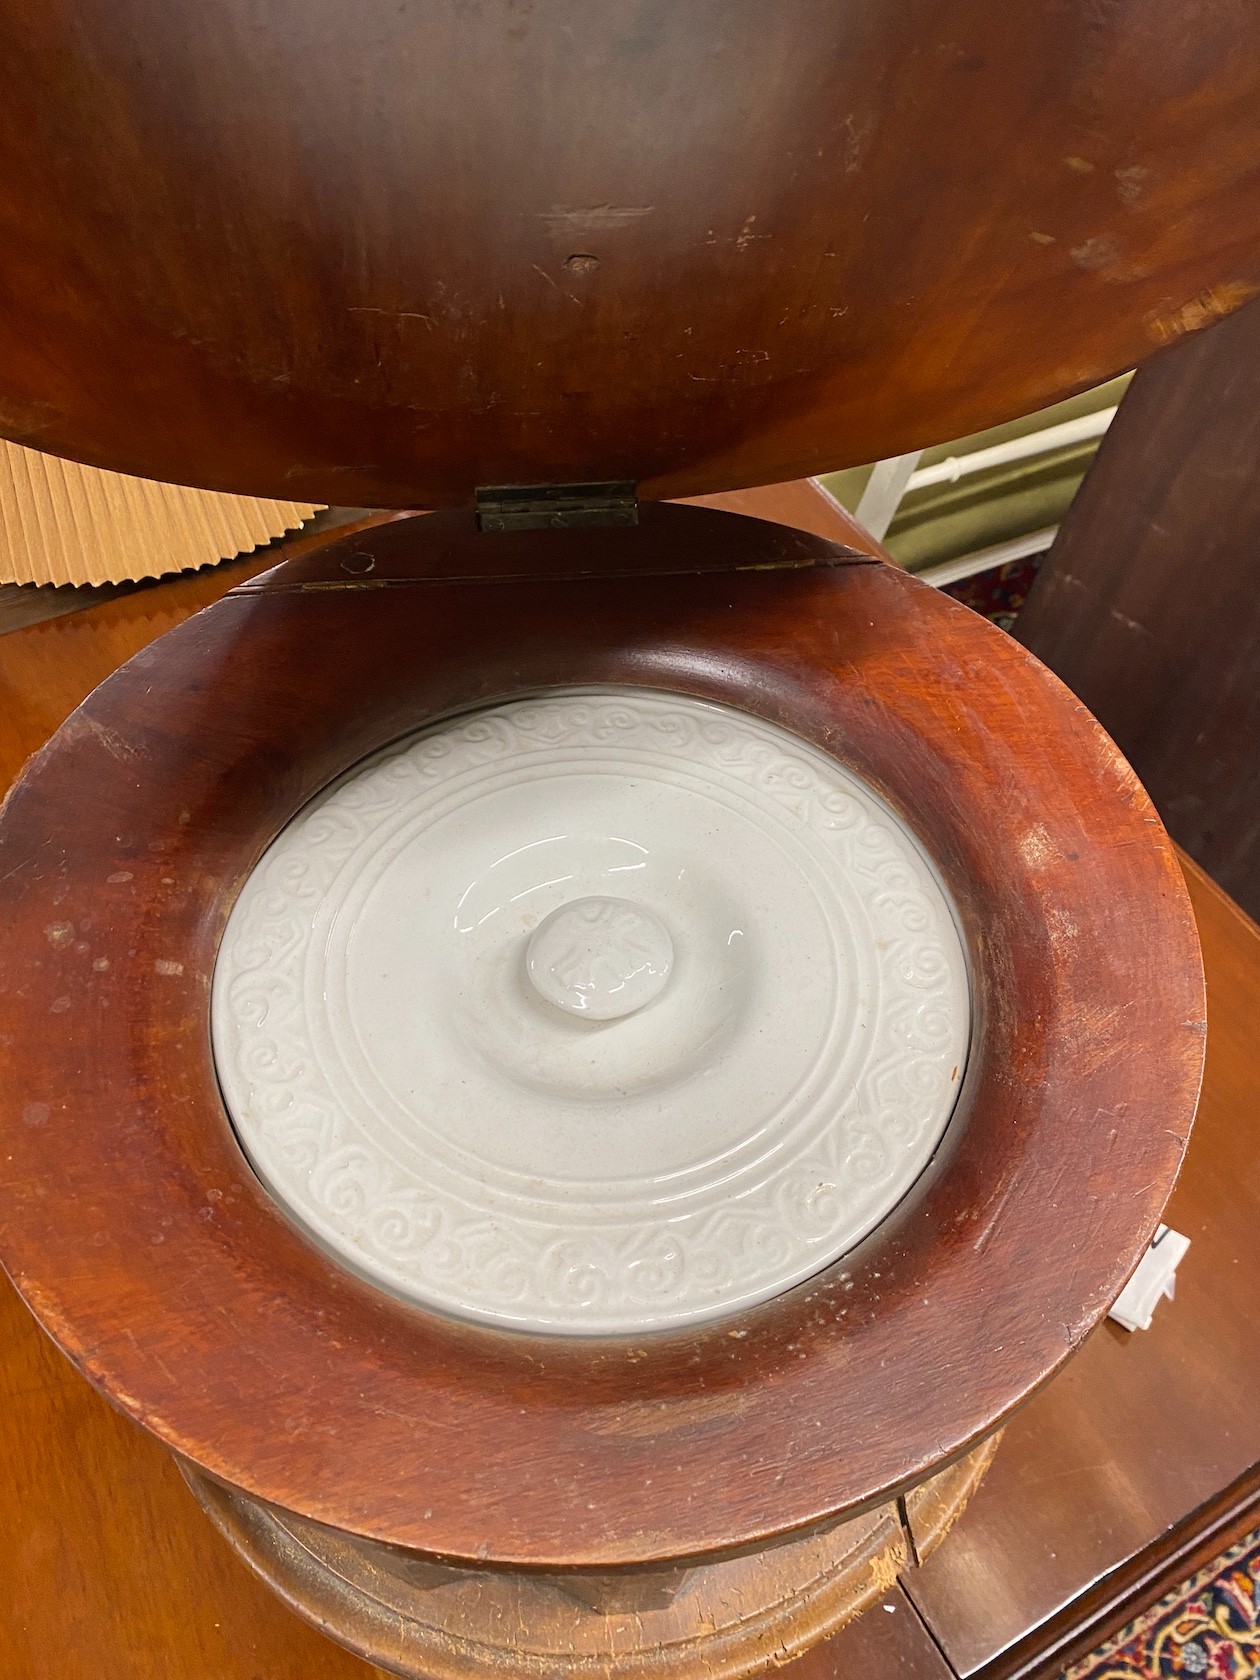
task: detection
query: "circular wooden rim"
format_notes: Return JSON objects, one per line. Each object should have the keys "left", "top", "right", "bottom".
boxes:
{"left": 181, "top": 1437, "right": 998, "bottom": 1680}
{"left": 181, "top": 1463, "right": 911, "bottom": 1680}
{"left": 0, "top": 506, "right": 1204, "bottom": 1567}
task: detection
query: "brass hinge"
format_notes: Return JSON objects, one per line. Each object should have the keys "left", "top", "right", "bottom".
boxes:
{"left": 475, "top": 481, "right": 638, "bottom": 533}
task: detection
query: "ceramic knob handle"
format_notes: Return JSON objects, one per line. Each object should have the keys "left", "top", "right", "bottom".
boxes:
{"left": 526, "top": 897, "right": 674, "bottom": 1020}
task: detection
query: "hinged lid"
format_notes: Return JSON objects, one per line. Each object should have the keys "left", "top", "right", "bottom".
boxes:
{"left": 475, "top": 481, "right": 638, "bottom": 532}
{"left": 0, "top": 2, "right": 1257, "bottom": 511}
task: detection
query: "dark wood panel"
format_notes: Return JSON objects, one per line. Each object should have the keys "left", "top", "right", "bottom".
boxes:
{"left": 786, "top": 1587, "right": 954, "bottom": 1680}
{"left": 0, "top": 2, "right": 1258, "bottom": 506}
{"left": 902, "top": 864, "right": 1260, "bottom": 1676}
{"left": 1016, "top": 294, "right": 1260, "bottom": 921}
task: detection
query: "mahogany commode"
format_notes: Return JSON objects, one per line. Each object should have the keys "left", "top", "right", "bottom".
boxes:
{"left": 0, "top": 0, "right": 1251, "bottom": 1671}
{"left": 0, "top": 504, "right": 1204, "bottom": 1674}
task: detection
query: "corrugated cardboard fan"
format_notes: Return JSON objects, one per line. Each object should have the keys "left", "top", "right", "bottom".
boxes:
{"left": 0, "top": 437, "right": 320, "bottom": 588}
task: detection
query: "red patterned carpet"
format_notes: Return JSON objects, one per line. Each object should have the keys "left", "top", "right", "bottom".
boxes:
{"left": 941, "top": 553, "right": 1044, "bottom": 631}
{"left": 1066, "top": 1529, "right": 1260, "bottom": 1679}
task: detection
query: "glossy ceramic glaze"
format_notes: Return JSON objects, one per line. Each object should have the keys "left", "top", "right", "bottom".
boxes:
{"left": 212, "top": 688, "right": 970, "bottom": 1335}
{"left": 526, "top": 896, "right": 676, "bottom": 1020}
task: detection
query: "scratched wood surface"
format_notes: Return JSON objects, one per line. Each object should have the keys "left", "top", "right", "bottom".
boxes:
{"left": 0, "top": 853, "right": 1246, "bottom": 1680}
{"left": 0, "top": 484, "right": 1235, "bottom": 1677}
{"left": 170, "top": 1440, "right": 998, "bottom": 1677}
{"left": 182, "top": 1455, "right": 910, "bottom": 1680}
{"left": 898, "top": 864, "right": 1260, "bottom": 1679}
{"left": 0, "top": 480, "right": 944, "bottom": 1680}
{"left": 1016, "top": 294, "right": 1260, "bottom": 924}
{"left": 0, "top": 2, "right": 1258, "bottom": 507}
{"left": 0, "top": 481, "right": 859, "bottom": 1680}
{"left": 0, "top": 485, "right": 858, "bottom": 777}
{"left": 0, "top": 501, "right": 1202, "bottom": 1571}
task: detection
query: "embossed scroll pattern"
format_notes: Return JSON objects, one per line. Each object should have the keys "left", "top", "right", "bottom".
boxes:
{"left": 212, "top": 690, "right": 971, "bottom": 1333}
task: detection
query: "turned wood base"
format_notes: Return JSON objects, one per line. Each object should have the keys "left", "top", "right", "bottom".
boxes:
{"left": 182, "top": 1436, "right": 1000, "bottom": 1680}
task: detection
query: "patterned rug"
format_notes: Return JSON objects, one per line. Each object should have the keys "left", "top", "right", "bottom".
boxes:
{"left": 1066, "top": 1528, "right": 1260, "bottom": 1679}
{"left": 941, "top": 552, "right": 1044, "bottom": 632}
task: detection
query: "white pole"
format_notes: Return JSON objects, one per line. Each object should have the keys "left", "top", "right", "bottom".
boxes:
{"left": 853, "top": 451, "right": 923, "bottom": 541}
{"left": 905, "top": 408, "right": 1116, "bottom": 493}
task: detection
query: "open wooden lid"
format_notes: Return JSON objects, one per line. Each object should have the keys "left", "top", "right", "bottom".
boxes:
{"left": 0, "top": 1, "right": 1257, "bottom": 510}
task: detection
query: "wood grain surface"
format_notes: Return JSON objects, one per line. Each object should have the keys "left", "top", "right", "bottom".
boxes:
{"left": 0, "top": 491, "right": 1249, "bottom": 1679}
{"left": 181, "top": 1457, "right": 906, "bottom": 1680}
{"left": 1016, "top": 295, "right": 1260, "bottom": 923}
{"left": 172, "top": 1441, "right": 998, "bottom": 1678}
{"left": 791, "top": 1587, "right": 956, "bottom": 1680}
{"left": 0, "top": 480, "right": 892, "bottom": 1680}
{"left": 898, "top": 864, "right": 1260, "bottom": 1678}
{"left": 1, "top": 849, "right": 1249, "bottom": 1680}
{"left": 0, "top": 2, "right": 1258, "bottom": 506}
{"left": 0, "top": 856, "right": 1247, "bottom": 1680}
{"left": 0, "top": 503, "right": 1202, "bottom": 1569}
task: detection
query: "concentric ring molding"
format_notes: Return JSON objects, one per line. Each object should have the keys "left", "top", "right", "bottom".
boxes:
{"left": 0, "top": 507, "right": 1204, "bottom": 1568}
{"left": 212, "top": 689, "right": 971, "bottom": 1334}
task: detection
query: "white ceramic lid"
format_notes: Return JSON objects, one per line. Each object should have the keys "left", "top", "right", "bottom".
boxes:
{"left": 212, "top": 689, "right": 971, "bottom": 1335}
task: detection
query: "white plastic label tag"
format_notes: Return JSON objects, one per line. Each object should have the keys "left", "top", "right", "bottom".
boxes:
{"left": 1108, "top": 1225, "right": 1190, "bottom": 1332}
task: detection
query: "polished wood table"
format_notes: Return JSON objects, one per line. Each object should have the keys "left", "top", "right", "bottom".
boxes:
{"left": 884, "top": 858, "right": 1260, "bottom": 1680}
{"left": 0, "top": 522, "right": 1255, "bottom": 1680}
